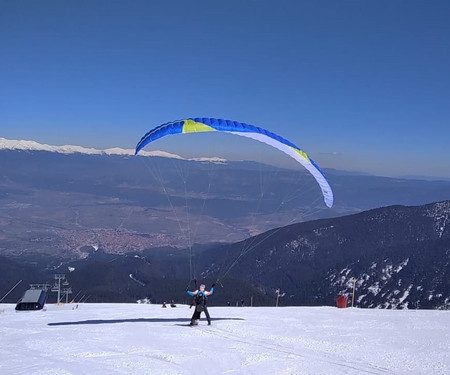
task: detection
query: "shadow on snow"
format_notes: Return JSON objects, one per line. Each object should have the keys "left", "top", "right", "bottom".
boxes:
{"left": 48, "top": 317, "right": 244, "bottom": 326}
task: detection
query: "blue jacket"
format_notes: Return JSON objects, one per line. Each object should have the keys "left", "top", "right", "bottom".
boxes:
{"left": 187, "top": 287, "right": 214, "bottom": 297}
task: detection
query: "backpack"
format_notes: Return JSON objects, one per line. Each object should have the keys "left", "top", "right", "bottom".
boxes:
{"left": 195, "top": 291, "right": 206, "bottom": 307}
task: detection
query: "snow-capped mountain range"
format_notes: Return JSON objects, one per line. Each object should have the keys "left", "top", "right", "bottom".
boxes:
{"left": 1, "top": 200, "right": 448, "bottom": 309}
{"left": 196, "top": 200, "right": 450, "bottom": 309}
{"left": 1, "top": 137, "right": 449, "bottom": 309}
{"left": 0, "top": 137, "right": 227, "bottom": 163}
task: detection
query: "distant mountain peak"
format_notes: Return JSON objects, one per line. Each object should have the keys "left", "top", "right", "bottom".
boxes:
{"left": 0, "top": 137, "right": 227, "bottom": 164}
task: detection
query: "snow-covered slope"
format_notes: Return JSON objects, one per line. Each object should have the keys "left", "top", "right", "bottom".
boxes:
{"left": 201, "top": 201, "right": 450, "bottom": 309}
{"left": 0, "top": 303, "right": 448, "bottom": 374}
{"left": 0, "top": 137, "right": 227, "bottom": 163}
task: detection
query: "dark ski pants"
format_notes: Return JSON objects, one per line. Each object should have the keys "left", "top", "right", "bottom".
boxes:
{"left": 191, "top": 306, "right": 211, "bottom": 325}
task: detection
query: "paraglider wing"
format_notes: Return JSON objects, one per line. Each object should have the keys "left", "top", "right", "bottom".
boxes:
{"left": 135, "top": 118, "right": 333, "bottom": 208}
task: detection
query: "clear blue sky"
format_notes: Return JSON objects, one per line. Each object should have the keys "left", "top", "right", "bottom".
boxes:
{"left": 1, "top": 1, "right": 449, "bottom": 178}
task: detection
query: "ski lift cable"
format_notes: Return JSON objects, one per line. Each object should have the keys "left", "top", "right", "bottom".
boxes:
{"left": 0, "top": 280, "right": 22, "bottom": 303}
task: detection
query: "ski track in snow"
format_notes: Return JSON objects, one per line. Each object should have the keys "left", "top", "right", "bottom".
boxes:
{"left": 0, "top": 304, "right": 449, "bottom": 375}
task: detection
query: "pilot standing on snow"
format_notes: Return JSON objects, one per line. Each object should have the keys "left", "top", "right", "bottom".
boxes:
{"left": 187, "top": 283, "right": 214, "bottom": 326}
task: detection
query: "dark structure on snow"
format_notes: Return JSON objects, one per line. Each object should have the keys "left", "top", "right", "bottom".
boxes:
{"left": 15, "top": 286, "right": 48, "bottom": 311}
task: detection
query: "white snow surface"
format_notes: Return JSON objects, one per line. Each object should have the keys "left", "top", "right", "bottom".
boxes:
{"left": 0, "top": 304, "right": 449, "bottom": 375}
